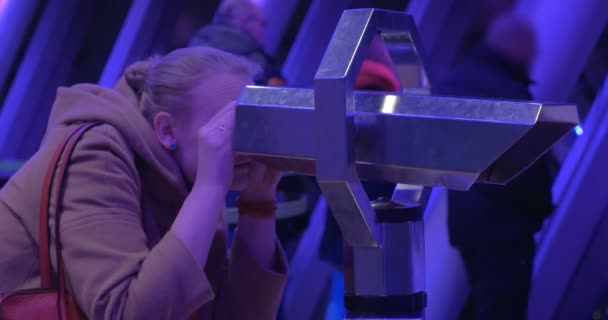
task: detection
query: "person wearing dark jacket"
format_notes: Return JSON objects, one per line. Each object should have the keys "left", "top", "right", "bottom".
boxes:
{"left": 189, "top": 0, "right": 285, "bottom": 86}
{"left": 432, "top": 13, "right": 553, "bottom": 320}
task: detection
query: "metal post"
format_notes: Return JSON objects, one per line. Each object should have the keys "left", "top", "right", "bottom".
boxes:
{"left": 344, "top": 199, "right": 426, "bottom": 320}
{"left": 529, "top": 77, "right": 608, "bottom": 319}
{"left": 0, "top": 0, "right": 40, "bottom": 96}
{"left": 0, "top": 0, "right": 88, "bottom": 159}
{"left": 98, "top": 0, "right": 167, "bottom": 88}
{"left": 519, "top": 0, "right": 608, "bottom": 102}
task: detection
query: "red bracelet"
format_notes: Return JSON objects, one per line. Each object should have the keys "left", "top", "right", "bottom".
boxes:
{"left": 237, "top": 200, "right": 277, "bottom": 219}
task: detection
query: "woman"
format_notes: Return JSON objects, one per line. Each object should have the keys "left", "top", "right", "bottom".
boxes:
{"left": 0, "top": 46, "right": 287, "bottom": 319}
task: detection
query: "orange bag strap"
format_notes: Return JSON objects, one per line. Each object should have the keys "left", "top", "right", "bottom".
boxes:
{"left": 38, "top": 122, "right": 199, "bottom": 320}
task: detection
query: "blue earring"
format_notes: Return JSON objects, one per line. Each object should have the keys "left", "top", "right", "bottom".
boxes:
{"left": 170, "top": 143, "right": 177, "bottom": 150}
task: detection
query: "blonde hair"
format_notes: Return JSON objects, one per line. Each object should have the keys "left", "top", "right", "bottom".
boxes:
{"left": 124, "top": 46, "right": 259, "bottom": 122}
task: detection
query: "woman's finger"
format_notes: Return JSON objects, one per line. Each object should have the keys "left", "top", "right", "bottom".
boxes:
{"left": 202, "top": 103, "right": 235, "bottom": 134}
{"left": 198, "top": 104, "right": 235, "bottom": 150}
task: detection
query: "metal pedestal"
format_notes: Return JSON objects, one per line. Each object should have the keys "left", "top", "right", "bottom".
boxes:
{"left": 235, "top": 8, "right": 578, "bottom": 320}
{"left": 344, "top": 199, "right": 426, "bottom": 320}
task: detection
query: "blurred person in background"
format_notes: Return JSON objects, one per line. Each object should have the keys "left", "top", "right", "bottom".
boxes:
{"left": 432, "top": 9, "right": 554, "bottom": 320}
{"left": 189, "top": 0, "right": 285, "bottom": 86}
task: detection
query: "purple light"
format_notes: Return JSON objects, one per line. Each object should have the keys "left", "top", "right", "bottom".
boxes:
{"left": 0, "top": 0, "right": 7, "bottom": 15}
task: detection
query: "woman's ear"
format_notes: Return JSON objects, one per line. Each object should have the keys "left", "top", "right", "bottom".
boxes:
{"left": 153, "top": 111, "right": 177, "bottom": 150}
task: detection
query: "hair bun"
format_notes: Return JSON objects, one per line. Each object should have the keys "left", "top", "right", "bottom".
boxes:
{"left": 124, "top": 60, "right": 151, "bottom": 94}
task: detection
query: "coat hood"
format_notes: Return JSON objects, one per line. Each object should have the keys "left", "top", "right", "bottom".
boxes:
{"left": 45, "top": 78, "right": 188, "bottom": 198}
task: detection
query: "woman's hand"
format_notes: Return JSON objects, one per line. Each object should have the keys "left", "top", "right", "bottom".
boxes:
{"left": 239, "top": 162, "right": 282, "bottom": 203}
{"left": 172, "top": 101, "right": 237, "bottom": 266}
{"left": 193, "top": 101, "right": 236, "bottom": 193}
